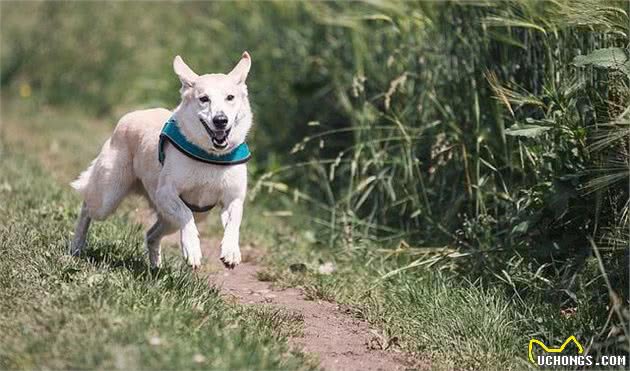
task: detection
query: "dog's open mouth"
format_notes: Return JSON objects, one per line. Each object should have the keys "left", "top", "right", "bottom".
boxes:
{"left": 200, "top": 118, "right": 231, "bottom": 149}
{"left": 211, "top": 129, "right": 230, "bottom": 149}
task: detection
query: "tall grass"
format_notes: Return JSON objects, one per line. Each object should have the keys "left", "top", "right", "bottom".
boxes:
{"left": 258, "top": 0, "right": 630, "bottom": 358}
{"left": 277, "top": 0, "right": 624, "bottom": 249}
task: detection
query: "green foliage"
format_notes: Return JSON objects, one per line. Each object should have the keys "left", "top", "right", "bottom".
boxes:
{"left": 252, "top": 0, "right": 628, "bottom": 289}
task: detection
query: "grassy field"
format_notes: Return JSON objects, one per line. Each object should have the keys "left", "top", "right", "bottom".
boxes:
{"left": 0, "top": 101, "right": 311, "bottom": 370}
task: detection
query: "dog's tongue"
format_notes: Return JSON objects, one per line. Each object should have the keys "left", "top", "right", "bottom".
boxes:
{"left": 214, "top": 130, "right": 228, "bottom": 141}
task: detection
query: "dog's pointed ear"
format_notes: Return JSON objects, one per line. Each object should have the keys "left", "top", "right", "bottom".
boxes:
{"left": 227, "top": 51, "right": 251, "bottom": 85}
{"left": 173, "top": 55, "right": 198, "bottom": 88}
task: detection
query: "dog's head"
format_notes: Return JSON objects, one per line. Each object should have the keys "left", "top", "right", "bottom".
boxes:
{"left": 173, "top": 52, "right": 253, "bottom": 153}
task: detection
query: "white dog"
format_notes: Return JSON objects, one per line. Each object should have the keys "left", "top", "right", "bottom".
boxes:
{"left": 70, "top": 52, "right": 253, "bottom": 269}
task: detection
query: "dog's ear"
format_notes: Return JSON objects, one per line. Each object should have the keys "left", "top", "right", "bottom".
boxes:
{"left": 173, "top": 55, "right": 198, "bottom": 89}
{"left": 227, "top": 51, "right": 251, "bottom": 85}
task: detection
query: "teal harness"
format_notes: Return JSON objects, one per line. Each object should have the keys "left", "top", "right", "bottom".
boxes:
{"left": 158, "top": 117, "right": 251, "bottom": 212}
{"left": 158, "top": 117, "right": 251, "bottom": 166}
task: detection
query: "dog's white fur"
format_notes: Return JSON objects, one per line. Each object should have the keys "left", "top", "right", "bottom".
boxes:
{"left": 69, "top": 52, "right": 253, "bottom": 269}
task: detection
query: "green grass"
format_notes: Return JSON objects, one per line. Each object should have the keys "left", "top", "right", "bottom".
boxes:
{"left": 0, "top": 148, "right": 311, "bottom": 369}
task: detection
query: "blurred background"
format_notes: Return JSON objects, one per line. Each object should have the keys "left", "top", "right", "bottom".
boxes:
{"left": 1, "top": 0, "right": 629, "bottom": 364}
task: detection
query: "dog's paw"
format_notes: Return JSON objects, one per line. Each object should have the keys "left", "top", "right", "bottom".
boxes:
{"left": 181, "top": 235, "right": 202, "bottom": 269}
{"left": 69, "top": 236, "right": 85, "bottom": 257}
{"left": 183, "top": 245, "right": 202, "bottom": 269}
{"left": 69, "top": 243, "right": 81, "bottom": 257}
{"left": 148, "top": 246, "right": 162, "bottom": 268}
{"left": 219, "top": 245, "right": 241, "bottom": 269}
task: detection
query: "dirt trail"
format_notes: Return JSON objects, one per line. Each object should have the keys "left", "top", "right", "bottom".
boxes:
{"left": 205, "top": 244, "right": 417, "bottom": 371}
{"left": 147, "top": 213, "right": 420, "bottom": 371}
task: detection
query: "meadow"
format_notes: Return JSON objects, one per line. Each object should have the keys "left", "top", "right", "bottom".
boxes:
{"left": 1, "top": 1, "right": 629, "bottom": 369}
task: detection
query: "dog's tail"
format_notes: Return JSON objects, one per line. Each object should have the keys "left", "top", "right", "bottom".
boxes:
{"left": 70, "top": 158, "right": 97, "bottom": 196}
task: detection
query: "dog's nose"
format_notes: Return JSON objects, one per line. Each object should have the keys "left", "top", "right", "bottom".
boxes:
{"left": 212, "top": 113, "right": 228, "bottom": 129}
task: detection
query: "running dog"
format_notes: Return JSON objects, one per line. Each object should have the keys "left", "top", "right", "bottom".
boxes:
{"left": 70, "top": 52, "right": 253, "bottom": 269}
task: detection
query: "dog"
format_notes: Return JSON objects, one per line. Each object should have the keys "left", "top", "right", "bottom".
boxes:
{"left": 69, "top": 52, "right": 253, "bottom": 269}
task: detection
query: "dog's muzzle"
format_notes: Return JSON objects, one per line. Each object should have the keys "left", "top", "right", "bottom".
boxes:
{"left": 200, "top": 117, "right": 231, "bottom": 149}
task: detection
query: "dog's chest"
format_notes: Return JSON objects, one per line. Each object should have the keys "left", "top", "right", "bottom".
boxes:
{"left": 164, "top": 147, "right": 247, "bottom": 209}
{"left": 167, "top": 150, "right": 247, "bottom": 210}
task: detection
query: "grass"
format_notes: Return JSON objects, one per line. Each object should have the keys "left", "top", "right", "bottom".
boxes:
{"left": 0, "top": 102, "right": 312, "bottom": 369}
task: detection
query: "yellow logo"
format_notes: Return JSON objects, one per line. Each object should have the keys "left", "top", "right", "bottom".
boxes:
{"left": 528, "top": 336, "right": 584, "bottom": 364}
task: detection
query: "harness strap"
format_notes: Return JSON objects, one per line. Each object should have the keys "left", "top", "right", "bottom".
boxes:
{"left": 182, "top": 199, "right": 215, "bottom": 213}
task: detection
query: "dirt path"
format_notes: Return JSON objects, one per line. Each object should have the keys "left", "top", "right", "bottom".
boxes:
{"left": 144, "top": 212, "right": 419, "bottom": 371}
{"left": 205, "top": 243, "right": 417, "bottom": 371}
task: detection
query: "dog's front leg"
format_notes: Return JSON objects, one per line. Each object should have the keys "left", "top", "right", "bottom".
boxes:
{"left": 155, "top": 184, "right": 202, "bottom": 269}
{"left": 219, "top": 198, "right": 243, "bottom": 269}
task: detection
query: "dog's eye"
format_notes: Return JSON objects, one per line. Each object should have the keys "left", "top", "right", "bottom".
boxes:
{"left": 226, "top": 94, "right": 235, "bottom": 101}
{"left": 199, "top": 96, "right": 210, "bottom": 103}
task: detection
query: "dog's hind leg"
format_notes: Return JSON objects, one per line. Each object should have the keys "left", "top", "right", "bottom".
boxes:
{"left": 70, "top": 202, "right": 92, "bottom": 256}
{"left": 145, "top": 216, "right": 177, "bottom": 268}
{"left": 74, "top": 138, "right": 136, "bottom": 221}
